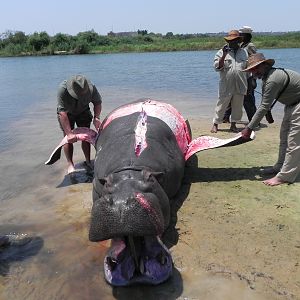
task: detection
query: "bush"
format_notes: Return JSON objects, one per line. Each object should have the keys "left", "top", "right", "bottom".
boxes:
{"left": 51, "top": 33, "right": 74, "bottom": 51}
{"left": 73, "top": 41, "right": 89, "bottom": 54}
{"left": 28, "top": 31, "right": 50, "bottom": 51}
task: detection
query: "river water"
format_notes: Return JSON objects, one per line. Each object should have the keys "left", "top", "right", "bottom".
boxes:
{"left": 0, "top": 48, "right": 300, "bottom": 299}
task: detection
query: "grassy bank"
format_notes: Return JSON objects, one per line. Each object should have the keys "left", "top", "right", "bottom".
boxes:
{"left": 1, "top": 30, "right": 300, "bottom": 57}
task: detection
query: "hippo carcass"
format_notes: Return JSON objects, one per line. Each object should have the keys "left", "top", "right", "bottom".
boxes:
{"left": 46, "top": 99, "right": 254, "bottom": 286}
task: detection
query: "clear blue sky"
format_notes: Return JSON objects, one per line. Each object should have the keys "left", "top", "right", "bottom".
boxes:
{"left": 1, "top": 0, "right": 300, "bottom": 36}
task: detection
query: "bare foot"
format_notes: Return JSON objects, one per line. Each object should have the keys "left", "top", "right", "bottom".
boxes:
{"left": 67, "top": 164, "right": 76, "bottom": 174}
{"left": 263, "top": 177, "right": 288, "bottom": 186}
{"left": 210, "top": 124, "right": 218, "bottom": 133}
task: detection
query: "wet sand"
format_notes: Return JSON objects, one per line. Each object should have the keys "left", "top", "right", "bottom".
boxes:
{"left": 0, "top": 102, "right": 300, "bottom": 300}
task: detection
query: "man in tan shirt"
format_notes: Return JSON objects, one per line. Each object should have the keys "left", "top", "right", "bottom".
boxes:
{"left": 211, "top": 30, "right": 248, "bottom": 133}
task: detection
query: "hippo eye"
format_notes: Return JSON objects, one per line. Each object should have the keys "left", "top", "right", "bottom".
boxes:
{"left": 99, "top": 178, "right": 106, "bottom": 186}
{"left": 99, "top": 174, "right": 114, "bottom": 186}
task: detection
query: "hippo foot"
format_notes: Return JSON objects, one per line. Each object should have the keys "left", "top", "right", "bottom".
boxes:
{"left": 104, "top": 236, "right": 173, "bottom": 286}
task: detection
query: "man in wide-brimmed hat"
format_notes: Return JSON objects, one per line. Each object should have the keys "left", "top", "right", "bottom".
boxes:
{"left": 223, "top": 26, "right": 258, "bottom": 123}
{"left": 57, "top": 74, "right": 102, "bottom": 174}
{"left": 241, "top": 53, "right": 300, "bottom": 186}
{"left": 211, "top": 29, "right": 248, "bottom": 133}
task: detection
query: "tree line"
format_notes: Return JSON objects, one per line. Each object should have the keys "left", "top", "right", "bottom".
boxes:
{"left": 1, "top": 29, "right": 300, "bottom": 57}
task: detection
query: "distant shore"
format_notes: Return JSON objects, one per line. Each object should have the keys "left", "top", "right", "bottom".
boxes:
{"left": 1, "top": 30, "right": 300, "bottom": 57}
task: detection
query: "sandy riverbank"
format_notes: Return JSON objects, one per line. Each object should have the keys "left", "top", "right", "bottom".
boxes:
{"left": 171, "top": 118, "right": 300, "bottom": 299}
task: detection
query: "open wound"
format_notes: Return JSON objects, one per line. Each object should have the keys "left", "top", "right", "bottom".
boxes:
{"left": 134, "top": 110, "right": 148, "bottom": 156}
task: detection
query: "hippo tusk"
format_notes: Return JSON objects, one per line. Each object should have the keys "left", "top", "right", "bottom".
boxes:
{"left": 128, "top": 236, "right": 139, "bottom": 270}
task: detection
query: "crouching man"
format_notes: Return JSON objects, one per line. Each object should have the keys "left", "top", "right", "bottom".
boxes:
{"left": 241, "top": 53, "right": 300, "bottom": 186}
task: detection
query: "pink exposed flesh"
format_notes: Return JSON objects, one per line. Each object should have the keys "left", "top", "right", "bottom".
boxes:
{"left": 45, "top": 127, "right": 97, "bottom": 165}
{"left": 45, "top": 100, "right": 255, "bottom": 165}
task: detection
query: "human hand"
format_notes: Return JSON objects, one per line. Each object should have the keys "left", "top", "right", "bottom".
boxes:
{"left": 222, "top": 45, "right": 230, "bottom": 54}
{"left": 67, "top": 132, "right": 77, "bottom": 143}
{"left": 241, "top": 127, "right": 252, "bottom": 140}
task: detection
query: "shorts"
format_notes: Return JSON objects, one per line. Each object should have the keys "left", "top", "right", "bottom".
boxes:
{"left": 58, "top": 109, "right": 93, "bottom": 135}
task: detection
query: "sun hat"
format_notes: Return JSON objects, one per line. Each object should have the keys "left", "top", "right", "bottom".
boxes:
{"left": 224, "top": 30, "right": 241, "bottom": 41}
{"left": 239, "top": 26, "right": 253, "bottom": 34}
{"left": 66, "top": 75, "right": 93, "bottom": 100}
{"left": 243, "top": 53, "right": 275, "bottom": 72}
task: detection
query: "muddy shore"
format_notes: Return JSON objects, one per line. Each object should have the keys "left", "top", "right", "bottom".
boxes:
{"left": 171, "top": 118, "right": 300, "bottom": 299}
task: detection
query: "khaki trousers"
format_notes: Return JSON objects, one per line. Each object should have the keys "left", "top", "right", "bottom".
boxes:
{"left": 213, "top": 94, "right": 244, "bottom": 124}
{"left": 274, "top": 102, "right": 300, "bottom": 182}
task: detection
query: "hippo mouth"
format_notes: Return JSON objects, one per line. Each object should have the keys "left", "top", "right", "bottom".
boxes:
{"left": 104, "top": 235, "right": 173, "bottom": 286}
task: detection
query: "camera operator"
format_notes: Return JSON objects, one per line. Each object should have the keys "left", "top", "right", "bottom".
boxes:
{"left": 241, "top": 53, "right": 300, "bottom": 186}
{"left": 210, "top": 30, "right": 248, "bottom": 133}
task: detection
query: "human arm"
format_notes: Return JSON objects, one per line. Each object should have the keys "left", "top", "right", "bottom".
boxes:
{"left": 57, "top": 83, "right": 77, "bottom": 143}
{"left": 247, "top": 78, "right": 282, "bottom": 129}
{"left": 58, "top": 112, "right": 77, "bottom": 143}
{"left": 91, "top": 86, "right": 102, "bottom": 131}
{"left": 214, "top": 46, "right": 229, "bottom": 70}
{"left": 247, "top": 43, "right": 257, "bottom": 55}
{"left": 93, "top": 102, "right": 102, "bottom": 131}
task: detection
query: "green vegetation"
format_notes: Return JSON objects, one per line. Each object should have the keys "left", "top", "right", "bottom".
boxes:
{"left": 1, "top": 29, "right": 300, "bottom": 57}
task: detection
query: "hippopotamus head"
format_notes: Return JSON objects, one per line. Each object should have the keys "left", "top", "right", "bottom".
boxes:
{"left": 89, "top": 168, "right": 173, "bottom": 285}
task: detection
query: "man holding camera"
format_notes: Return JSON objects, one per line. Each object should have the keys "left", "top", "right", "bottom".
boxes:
{"left": 241, "top": 53, "right": 300, "bottom": 186}
{"left": 223, "top": 26, "right": 258, "bottom": 123}
{"left": 211, "top": 30, "right": 248, "bottom": 133}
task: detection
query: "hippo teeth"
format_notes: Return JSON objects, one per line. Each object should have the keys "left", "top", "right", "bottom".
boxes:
{"left": 104, "top": 236, "right": 173, "bottom": 286}
{"left": 107, "top": 256, "right": 118, "bottom": 271}
{"left": 139, "top": 257, "right": 145, "bottom": 274}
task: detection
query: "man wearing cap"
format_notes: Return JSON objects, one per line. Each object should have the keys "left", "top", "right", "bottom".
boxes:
{"left": 241, "top": 53, "right": 300, "bottom": 186}
{"left": 223, "top": 26, "right": 258, "bottom": 123}
{"left": 57, "top": 74, "right": 102, "bottom": 174}
{"left": 211, "top": 30, "right": 248, "bottom": 133}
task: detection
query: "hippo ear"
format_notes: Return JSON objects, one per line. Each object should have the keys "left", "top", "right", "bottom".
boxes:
{"left": 142, "top": 170, "right": 164, "bottom": 184}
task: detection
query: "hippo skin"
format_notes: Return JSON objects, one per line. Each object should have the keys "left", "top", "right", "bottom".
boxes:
{"left": 46, "top": 99, "right": 254, "bottom": 286}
